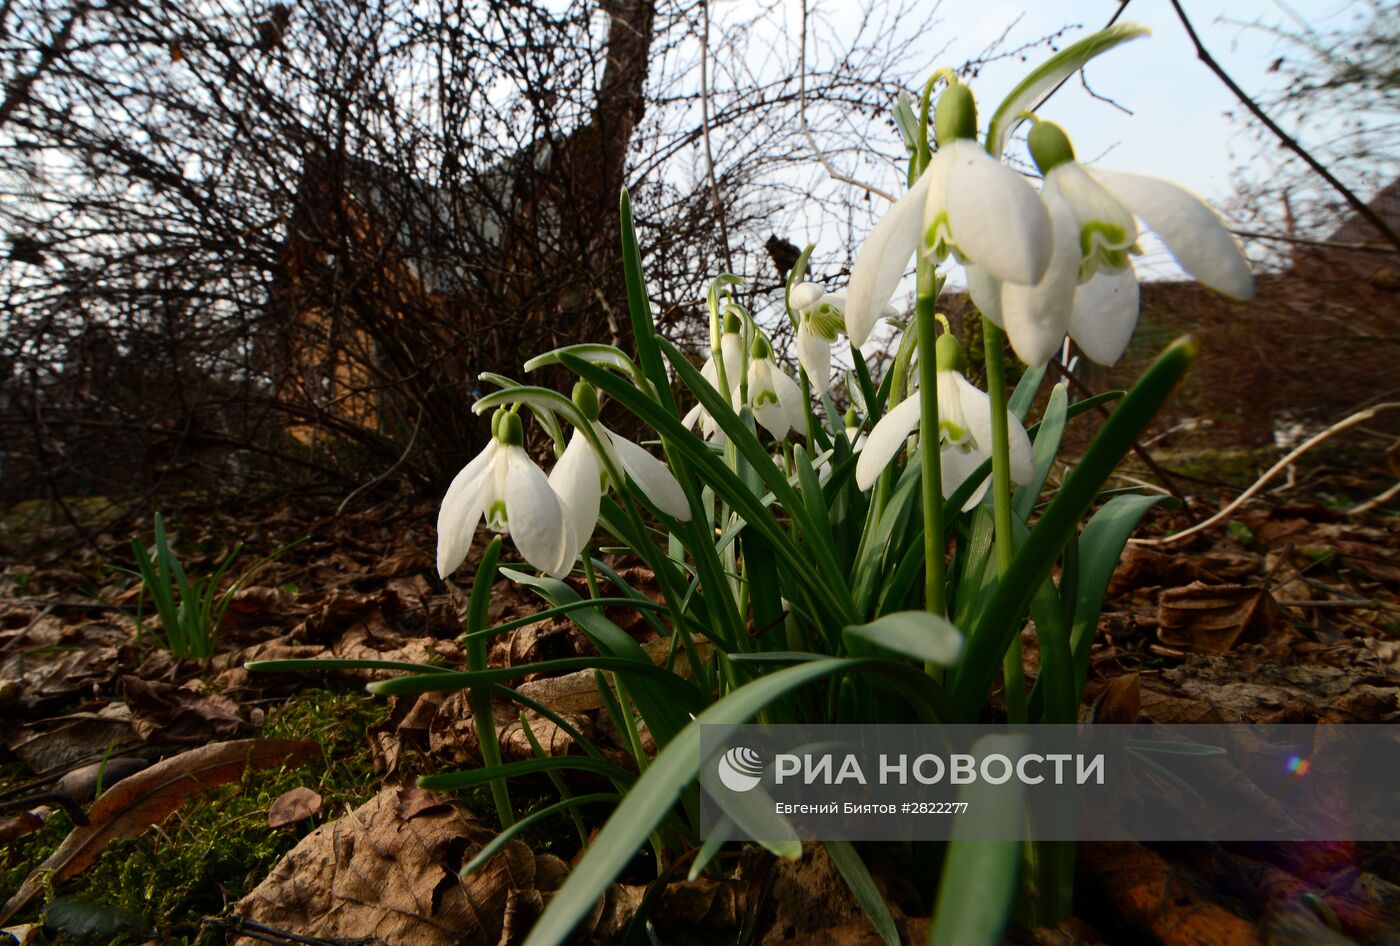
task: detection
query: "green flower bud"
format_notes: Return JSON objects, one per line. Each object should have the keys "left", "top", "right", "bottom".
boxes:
{"left": 750, "top": 333, "right": 772, "bottom": 360}
{"left": 935, "top": 331, "right": 964, "bottom": 373}
{"left": 572, "top": 381, "right": 600, "bottom": 422}
{"left": 1028, "top": 120, "right": 1076, "bottom": 175}
{"left": 723, "top": 308, "right": 743, "bottom": 335}
{"left": 844, "top": 406, "right": 859, "bottom": 427}
{"left": 491, "top": 408, "right": 505, "bottom": 440}
{"left": 495, "top": 410, "right": 524, "bottom": 447}
{"left": 934, "top": 81, "right": 978, "bottom": 146}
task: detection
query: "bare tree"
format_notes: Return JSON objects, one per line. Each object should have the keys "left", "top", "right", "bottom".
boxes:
{"left": 0, "top": 0, "right": 1043, "bottom": 513}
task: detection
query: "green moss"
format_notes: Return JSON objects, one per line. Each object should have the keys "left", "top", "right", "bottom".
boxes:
{"left": 1, "top": 689, "right": 386, "bottom": 945}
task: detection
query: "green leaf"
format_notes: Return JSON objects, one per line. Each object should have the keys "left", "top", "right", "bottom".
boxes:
{"left": 824, "top": 840, "right": 901, "bottom": 946}
{"left": 1007, "top": 362, "right": 1048, "bottom": 421}
{"left": 563, "top": 352, "right": 854, "bottom": 630}
{"left": 986, "top": 23, "right": 1151, "bottom": 157}
{"left": 461, "top": 794, "right": 619, "bottom": 876}
{"left": 950, "top": 337, "right": 1195, "bottom": 715}
{"left": 843, "top": 611, "right": 962, "bottom": 667}
{"left": 366, "top": 656, "right": 702, "bottom": 712}
{"left": 520, "top": 657, "right": 950, "bottom": 946}
{"left": 926, "top": 735, "right": 1030, "bottom": 946}
{"left": 654, "top": 339, "right": 847, "bottom": 597}
{"left": 420, "top": 757, "right": 636, "bottom": 792}
{"left": 502, "top": 570, "right": 700, "bottom": 744}
{"left": 1013, "top": 382, "right": 1068, "bottom": 523}
{"left": 619, "top": 188, "right": 673, "bottom": 408}
{"left": 1069, "top": 494, "right": 1171, "bottom": 694}
{"left": 247, "top": 658, "right": 452, "bottom": 674}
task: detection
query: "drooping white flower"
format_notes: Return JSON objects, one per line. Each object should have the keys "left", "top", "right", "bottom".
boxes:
{"left": 790, "top": 281, "right": 845, "bottom": 395}
{"left": 682, "top": 311, "right": 746, "bottom": 441}
{"left": 980, "top": 119, "right": 1254, "bottom": 367}
{"left": 747, "top": 333, "right": 808, "bottom": 439}
{"left": 438, "top": 410, "right": 575, "bottom": 580}
{"left": 681, "top": 355, "right": 733, "bottom": 441}
{"left": 844, "top": 80, "right": 1052, "bottom": 348}
{"left": 554, "top": 384, "right": 691, "bottom": 560}
{"left": 854, "top": 336, "right": 1033, "bottom": 509}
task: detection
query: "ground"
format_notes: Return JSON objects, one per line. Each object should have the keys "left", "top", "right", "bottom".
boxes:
{"left": 0, "top": 427, "right": 1396, "bottom": 945}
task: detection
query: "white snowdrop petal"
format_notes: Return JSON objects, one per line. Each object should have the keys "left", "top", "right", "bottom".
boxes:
{"left": 940, "top": 444, "right": 991, "bottom": 511}
{"left": 796, "top": 323, "right": 833, "bottom": 395}
{"left": 1091, "top": 168, "right": 1254, "bottom": 300}
{"left": 790, "top": 282, "right": 824, "bottom": 312}
{"left": 845, "top": 170, "right": 932, "bottom": 347}
{"left": 954, "top": 374, "right": 1034, "bottom": 486}
{"left": 503, "top": 448, "right": 572, "bottom": 578}
{"left": 999, "top": 186, "right": 1080, "bottom": 367}
{"left": 1069, "top": 264, "right": 1140, "bottom": 365}
{"left": 855, "top": 393, "right": 923, "bottom": 490}
{"left": 964, "top": 263, "right": 1003, "bottom": 327}
{"left": 436, "top": 442, "right": 497, "bottom": 578}
{"left": 945, "top": 141, "right": 1053, "bottom": 286}
{"left": 721, "top": 333, "right": 744, "bottom": 393}
{"left": 1049, "top": 162, "right": 1137, "bottom": 262}
{"left": 606, "top": 428, "right": 692, "bottom": 521}
{"left": 772, "top": 364, "right": 809, "bottom": 435}
{"left": 548, "top": 430, "right": 602, "bottom": 563}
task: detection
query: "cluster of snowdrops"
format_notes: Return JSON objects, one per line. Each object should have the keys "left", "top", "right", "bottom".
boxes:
{"left": 254, "top": 24, "right": 1257, "bottom": 946}
{"left": 435, "top": 37, "right": 1251, "bottom": 588}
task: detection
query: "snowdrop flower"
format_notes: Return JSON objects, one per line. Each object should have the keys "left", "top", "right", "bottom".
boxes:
{"left": 789, "top": 281, "right": 845, "bottom": 395}
{"left": 682, "top": 310, "right": 745, "bottom": 440}
{"left": 978, "top": 120, "right": 1254, "bottom": 367}
{"left": 855, "top": 334, "right": 1033, "bottom": 509}
{"left": 552, "top": 384, "right": 691, "bottom": 565}
{"left": 845, "top": 79, "right": 1053, "bottom": 348}
{"left": 747, "top": 333, "right": 807, "bottom": 439}
{"left": 438, "top": 410, "right": 575, "bottom": 580}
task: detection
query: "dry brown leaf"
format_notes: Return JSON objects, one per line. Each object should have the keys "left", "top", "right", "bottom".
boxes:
{"left": 0, "top": 738, "right": 320, "bottom": 923}
{"left": 1089, "top": 674, "right": 1141, "bottom": 724}
{"left": 232, "top": 784, "right": 559, "bottom": 946}
{"left": 0, "top": 809, "right": 49, "bottom": 845}
{"left": 53, "top": 757, "right": 150, "bottom": 804}
{"left": 221, "top": 586, "right": 308, "bottom": 630}
{"left": 6, "top": 703, "right": 139, "bottom": 775}
{"left": 1079, "top": 842, "right": 1262, "bottom": 946}
{"left": 267, "top": 786, "right": 322, "bottom": 828}
{"left": 1158, "top": 582, "right": 1286, "bottom": 654}
{"left": 121, "top": 676, "right": 246, "bottom": 743}
{"left": 373, "top": 547, "right": 434, "bottom": 578}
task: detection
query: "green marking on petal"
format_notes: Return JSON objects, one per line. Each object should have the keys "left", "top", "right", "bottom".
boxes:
{"left": 1078, "top": 220, "right": 1129, "bottom": 260}
{"left": 923, "top": 214, "right": 951, "bottom": 259}
{"left": 811, "top": 308, "right": 845, "bottom": 341}
{"left": 754, "top": 390, "right": 780, "bottom": 407}
{"left": 486, "top": 499, "right": 509, "bottom": 531}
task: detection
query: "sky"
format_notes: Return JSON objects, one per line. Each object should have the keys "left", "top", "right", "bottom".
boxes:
{"left": 776, "top": 0, "right": 1366, "bottom": 281}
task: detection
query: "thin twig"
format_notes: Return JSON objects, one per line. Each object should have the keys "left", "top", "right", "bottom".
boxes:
{"left": 1349, "top": 479, "right": 1400, "bottom": 518}
{"left": 1133, "top": 403, "right": 1400, "bottom": 546}
{"left": 798, "top": 0, "right": 894, "bottom": 204}
{"left": 698, "top": 0, "right": 734, "bottom": 272}
{"left": 1230, "top": 228, "right": 1397, "bottom": 253}
{"left": 335, "top": 403, "right": 423, "bottom": 516}
{"left": 1167, "top": 0, "right": 1400, "bottom": 256}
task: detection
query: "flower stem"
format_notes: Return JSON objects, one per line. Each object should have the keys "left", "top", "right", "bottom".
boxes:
{"left": 915, "top": 257, "right": 946, "bottom": 622}
{"left": 466, "top": 535, "right": 514, "bottom": 828}
{"left": 983, "top": 317, "right": 1026, "bottom": 723}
